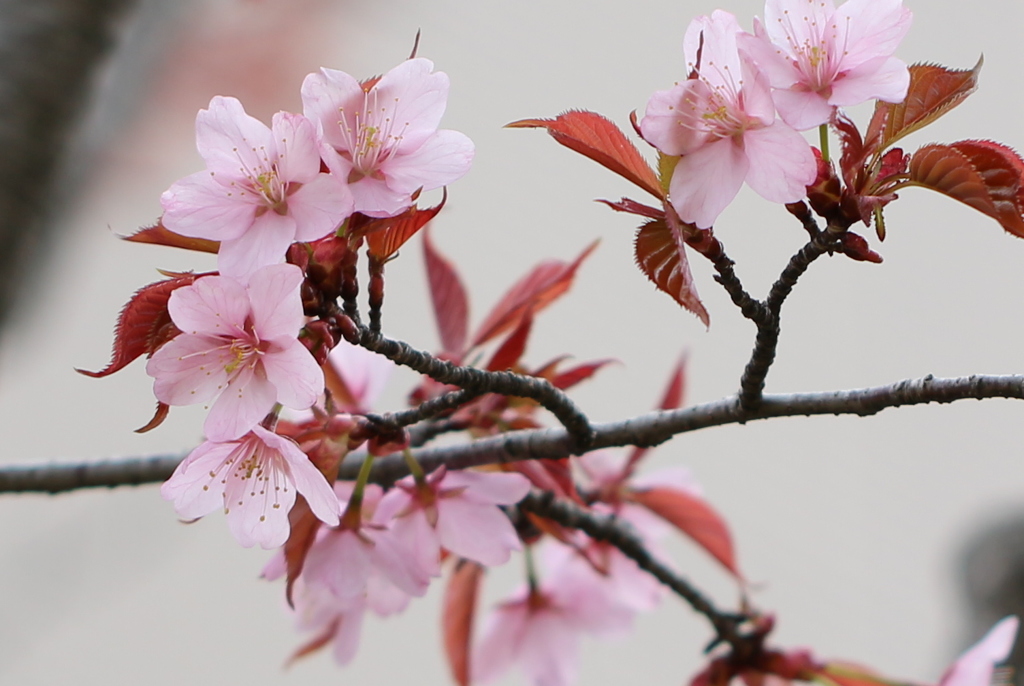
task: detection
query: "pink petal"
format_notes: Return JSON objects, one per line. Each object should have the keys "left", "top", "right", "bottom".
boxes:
{"left": 518, "top": 611, "right": 581, "bottom": 686}
{"left": 388, "top": 509, "right": 442, "bottom": 578}
{"left": 270, "top": 111, "right": 322, "bottom": 184}
{"left": 288, "top": 174, "right": 353, "bottom": 242}
{"left": 940, "top": 616, "right": 1019, "bottom": 686}
{"left": 364, "top": 525, "right": 434, "bottom": 596}
{"left": 836, "top": 0, "right": 912, "bottom": 72}
{"left": 473, "top": 598, "right": 529, "bottom": 684}
{"left": 669, "top": 137, "right": 749, "bottom": 229}
{"left": 365, "top": 576, "right": 412, "bottom": 616}
{"left": 640, "top": 81, "right": 710, "bottom": 156}
{"left": 435, "top": 498, "right": 522, "bottom": 566}
{"left": 167, "top": 274, "right": 249, "bottom": 336}
{"left": 381, "top": 129, "right": 475, "bottom": 196}
{"left": 160, "top": 171, "right": 258, "bottom": 241}
{"left": 331, "top": 605, "right": 366, "bottom": 665}
{"left": 221, "top": 441, "right": 297, "bottom": 549}
{"left": 329, "top": 341, "right": 394, "bottom": 410}
{"left": 160, "top": 440, "right": 238, "bottom": 520}
{"left": 742, "top": 122, "right": 816, "bottom": 203}
{"left": 738, "top": 20, "right": 802, "bottom": 89}
{"left": 772, "top": 89, "right": 835, "bottom": 131}
{"left": 254, "top": 425, "right": 339, "bottom": 526}
{"left": 262, "top": 340, "right": 323, "bottom": 410}
{"left": 203, "top": 366, "right": 277, "bottom": 441}
{"left": 441, "top": 470, "right": 531, "bottom": 505}
{"left": 216, "top": 211, "right": 297, "bottom": 281}
{"left": 300, "top": 68, "right": 365, "bottom": 154}
{"left": 828, "top": 55, "right": 910, "bottom": 107}
{"left": 196, "top": 96, "right": 274, "bottom": 178}
{"left": 683, "top": 11, "right": 744, "bottom": 87}
{"left": 147, "top": 334, "right": 233, "bottom": 406}
{"left": 245, "top": 263, "right": 305, "bottom": 341}
{"left": 372, "top": 58, "right": 450, "bottom": 151}
{"left": 348, "top": 175, "right": 415, "bottom": 218}
{"left": 739, "top": 52, "right": 777, "bottom": 127}
{"left": 762, "top": 0, "right": 837, "bottom": 58}
{"left": 304, "top": 530, "right": 373, "bottom": 601}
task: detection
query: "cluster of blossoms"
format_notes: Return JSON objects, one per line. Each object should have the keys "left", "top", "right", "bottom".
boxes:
{"left": 82, "top": 0, "right": 1024, "bottom": 683}
{"left": 640, "top": 0, "right": 911, "bottom": 229}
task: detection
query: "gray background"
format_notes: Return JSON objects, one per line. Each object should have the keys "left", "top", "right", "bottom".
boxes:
{"left": 0, "top": 0, "right": 1022, "bottom": 683}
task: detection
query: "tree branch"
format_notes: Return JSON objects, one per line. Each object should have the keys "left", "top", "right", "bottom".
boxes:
{"left": 518, "top": 490, "right": 750, "bottom": 651}
{"left": 3, "top": 374, "right": 1022, "bottom": 494}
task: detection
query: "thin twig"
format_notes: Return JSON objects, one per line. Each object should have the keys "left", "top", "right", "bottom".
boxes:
{"left": 366, "top": 388, "right": 482, "bottom": 430}
{"left": 354, "top": 325, "right": 595, "bottom": 451}
{"left": 737, "top": 230, "right": 841, "bottom": 412}
{"left": 518, "top": 490, "right": 751, "bottom": 649}
{"left": 4, "top": 374, "right": 1023, "bottom": 494}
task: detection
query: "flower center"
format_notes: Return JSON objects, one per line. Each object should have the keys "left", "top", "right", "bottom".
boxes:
{"left": 336, "top": 89, "right": 411, "bottom": 180}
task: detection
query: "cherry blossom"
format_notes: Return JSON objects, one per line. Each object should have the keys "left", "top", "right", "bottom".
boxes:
{"left": 146, "top": 264, "right": 324, "bottom": 441}
{"left": 160, "top": 425, "right": 339, "bottom": 549}
{"left": 740, "top": 0, "right": 912, "bottom": 130}
{"left": 376, "top": 467, "right": 532, "bottom": 574}
{"left": 473, "top": 574, "right": 633, "bottom": 686}
{"left": 938, "top": 616, "right": 1018, "bottom": 686}
{"left": 640, "top": 10, "right": 816, "bottom": 229}
{"left": 301, "top": 58, "right": 475, "bottom": 218}
{"left": 161, "top": 96, "right": 353, "bottom": 279}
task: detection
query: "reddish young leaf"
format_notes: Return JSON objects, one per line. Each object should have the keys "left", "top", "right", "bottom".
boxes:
{"left": 472, "top": 241, "right": 598, "bottom": 347}
{"left": 486, "top": 313, "right": 533, "bottom": 372}
{"left": 77, "top": 274, "right": 198, "bottom": 378}
{"left": 951, "top": 140, "right": 1024, "bottom": 237}
{"left": 507, "top": 110, "right": 664, "bottom": 200}
{"left": 364, "top": 189, "right": 447, "bottom": 260}
{"left": 283, "top": 496, "right": 325, "bottom": 607}
{"left": 442, "top": 559, "right": 485, "bottom": 686}
{"left": 627, "top": 486, "right": 741, "bottom": 577}
{"left": 908, "top": 144, "right": 1024, "bottom": 235}
{"left": 596, "top": 197, "right": 666, "bottom": 219}
{"left": 625, "top": 354, "right": 688, "bottom": 471}
{"left": 814, "top": 663, "right": 894, "bottom": 686}
{"left": 287, "top": 617, "right": 341, "bottom": 666}
{"left": 834, "top": 111, "right": 868, "bottom": 187}
{"left": 135, "top": 401, "right": 170, "bottom": 434}
{"left": 867, "top": 58, "right": 983, "bottom": 152}
{"left": 423, "top": 227, "right": 470, "bottom": 355}
{"left": 634, "top": 219, "right": 709, "bottom": 327}
{"left": 548, "top": 359, "right": 616, "bottom": 390}
{"left": 123, "top": 221, "right": 220, "bottom": 254}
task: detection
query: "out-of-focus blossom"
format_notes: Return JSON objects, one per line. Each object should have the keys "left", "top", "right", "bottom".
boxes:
{"left": 146, "top": 264, "right": 323, "bottom": 441}
{"left": 329, "top": 339, "right": 395, "bottom": 412}
{"left": 640, "top": 10, "right": 815, "bottom": 229}
{"left": 741, "top": 0, "right": 912, "bottom": 130}
{"left": 161, "top": 425, "right": 339, "bottom": 549}
{"left": 300, "top": 483, "right": 432, "bottom": 606}
{"left": 473, "top": 574, "right": 633, "bottom": 686}
{"left": 939, "top": 616, "right": 1018, "bottom": 686}
{"left": 301, "top": 58, "right": 475, "bottom": 217}
{"left": 376, "top": 467, "right": 532, "bottom": 574}
{"left": 161, "top": 96, "right": 353, "bottom": 279}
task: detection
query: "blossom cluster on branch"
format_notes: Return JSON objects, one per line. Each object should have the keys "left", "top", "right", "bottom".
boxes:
{"left": 54, "top": 0, "right": 1024, "bottom": 684}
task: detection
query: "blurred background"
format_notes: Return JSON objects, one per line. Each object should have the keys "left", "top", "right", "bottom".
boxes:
{"left": 0, "top": 0, "right": 1022, "bottom": 683}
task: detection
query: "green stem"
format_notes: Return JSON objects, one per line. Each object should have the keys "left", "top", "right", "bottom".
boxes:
{"left": 818, "top": 124, "right": 830, "bottom": 164}
{"left": 402, "top": 447, "right": 427, "bottom": 487}
{"left": 340, "top": 451, "right": 376, "bottom": 529}
{"left": 524, "top": 544, "right": 540, "bottom": 594}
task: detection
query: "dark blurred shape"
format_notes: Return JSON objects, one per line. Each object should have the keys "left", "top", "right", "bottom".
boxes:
{"left": 960, "top": 514, "right": 1024, "bottom": 684}
{"left": 0, "top": 0, "right": 139, "bottom": 329}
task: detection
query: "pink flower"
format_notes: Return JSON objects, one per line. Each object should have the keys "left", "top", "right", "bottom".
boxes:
{"left": 329, "top": 340, "right": 395, "bottom": 413}
{"left": 160, "top": 425, "right": 339, "bottom": 549}
{"left": 376, "top": 467, "right": 531, "bottom": 574}
{"left": 161, "top": 96, "right": 353, "bottom": 279}
{"left": 640, "top": 10, "right": 816, "bottom": 229}
{"left": 939, "top": 616, "right": 1018, "bottom": 686}
{"left": 300, "top": 483, "right": 432, "bottom": 605}
{"left": 301, "top": 58, "right": 475, "bottom": 218}
{"left": 146, "top": 264, "right": 324, "bottom": 441}
{"left": 740, "top": 0, "right": 912, "bottom": 130}
{"left": 473, "top": 577, "right": 632, "bottom": 686}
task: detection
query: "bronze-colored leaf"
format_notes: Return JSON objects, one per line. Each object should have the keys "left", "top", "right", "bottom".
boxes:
{"left": 507, "top": 110, "right": 664, "bottom": 200}
{"left": 633, "top": 219, "right": 708, "bottom": 326}
{"left": 867, "top": 58, "right": 982, "bottom": 151}
{"left": 123, "top": 221, "right": 220, "bottom": 254}
{"left": 442, "top": 559, "right": 485, "bottom": 686}
{"left": 423, "top": 227, "right": 470, "bottom": 356}
{"left": 363, "top": 189, "right": 447, "bottom": 260}
{"left": 950, "top": 140, "right": 1024, "bottom": 237}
